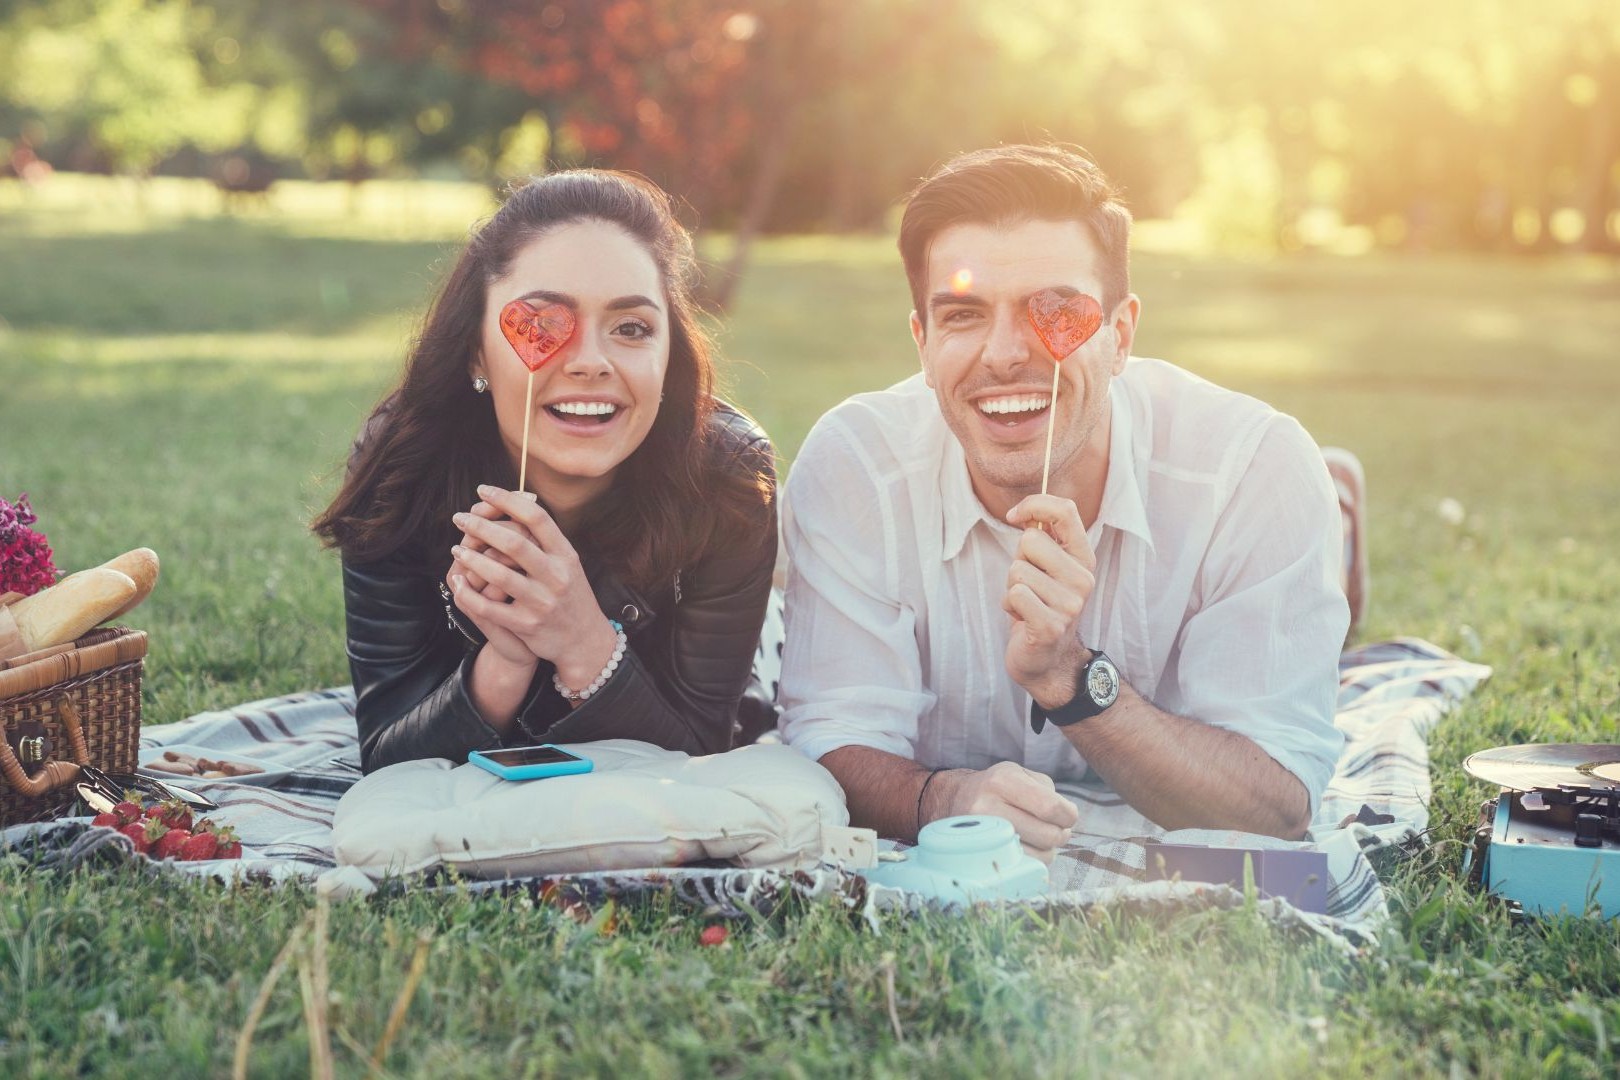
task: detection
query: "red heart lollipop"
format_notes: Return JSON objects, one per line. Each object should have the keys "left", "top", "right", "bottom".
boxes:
{"left": 1027, "top": 289, "right": 1104, "bottom": 362}
{"left": 499, "top": 299, "right": 576, "bottom": 372}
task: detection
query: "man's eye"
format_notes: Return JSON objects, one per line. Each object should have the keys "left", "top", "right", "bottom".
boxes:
{"left": 942, "top": 309, "right": 982, "bottom": 325}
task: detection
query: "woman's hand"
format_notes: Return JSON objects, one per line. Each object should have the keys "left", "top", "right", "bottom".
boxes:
{"left": 449, "top": 485, "right": 620, "bottom": 691}
{"left": 444, "top": 499, "right": 533, "bottom": 671}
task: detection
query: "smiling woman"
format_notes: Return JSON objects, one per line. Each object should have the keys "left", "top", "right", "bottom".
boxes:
{"left": 310, "top": 170, "right": 778, "bottom": 773}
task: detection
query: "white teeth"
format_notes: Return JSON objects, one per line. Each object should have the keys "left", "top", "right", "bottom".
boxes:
{"left": 551, "top": 401, "right": 618, "bottom": 416}
{"left": 977, "top": 395, "right": 1051, "bottom": 416}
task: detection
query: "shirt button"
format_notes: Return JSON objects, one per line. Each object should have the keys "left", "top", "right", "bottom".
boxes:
{"left": 620, "top": 604, "right": 640, "bottom": 624}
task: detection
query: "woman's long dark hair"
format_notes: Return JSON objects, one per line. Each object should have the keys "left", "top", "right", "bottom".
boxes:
{"left": 312, "top": 170, "right": 770, "bottom": 593}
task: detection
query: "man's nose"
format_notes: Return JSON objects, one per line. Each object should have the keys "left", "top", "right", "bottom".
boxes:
{"left": 980, "top": 307, "right": 1035, "bottom": 376}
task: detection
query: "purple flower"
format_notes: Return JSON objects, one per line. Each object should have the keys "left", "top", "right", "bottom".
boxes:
{"left": 0, "top": 495, "right": 56, "bottom": 596}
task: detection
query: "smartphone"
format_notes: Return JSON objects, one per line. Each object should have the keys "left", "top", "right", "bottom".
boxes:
{"left": 467, "top": 744, "right": 594, "bottom": 781}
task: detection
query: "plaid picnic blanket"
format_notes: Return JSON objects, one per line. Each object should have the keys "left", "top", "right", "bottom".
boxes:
{"left": 2, "top": 638, "right": 1490, "bottom": 948}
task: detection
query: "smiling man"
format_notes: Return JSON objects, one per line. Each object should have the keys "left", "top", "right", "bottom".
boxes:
{"left": 778, "top": 145, "right": 1350, "bottom": 857}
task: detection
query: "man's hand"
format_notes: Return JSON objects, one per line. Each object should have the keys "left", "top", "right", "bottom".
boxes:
{"left": 928, "top": 761, "right": 1080, "bottom": 863}
{"left": 1002, "top": 494, "right": 1097, "bottom": 709}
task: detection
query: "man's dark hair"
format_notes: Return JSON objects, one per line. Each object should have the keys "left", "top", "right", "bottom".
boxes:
{"left": 898, "top": 144, "right": 1132, "bottom": 328}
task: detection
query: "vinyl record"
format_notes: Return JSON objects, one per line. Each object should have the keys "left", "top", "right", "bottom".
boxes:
{"left": 1463, "top": 743, "right": 1620, "bottom": 791}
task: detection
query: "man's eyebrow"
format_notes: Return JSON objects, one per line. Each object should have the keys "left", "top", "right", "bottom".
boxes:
{"left": 929, "top": 291, "right": 988, "bottom": 311}
{"left": 606, "top": 295, "right": 661, "bottom": 313}
{"left": 1026, "top": 285, "right": 1080, "bottom": 302}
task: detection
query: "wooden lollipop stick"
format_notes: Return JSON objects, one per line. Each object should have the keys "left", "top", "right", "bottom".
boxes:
{"left": 1038, "top": 361, "right": 1061, "bottom": 495}
{"left": 518, "top": 369, "right": 535, "bottom": 493}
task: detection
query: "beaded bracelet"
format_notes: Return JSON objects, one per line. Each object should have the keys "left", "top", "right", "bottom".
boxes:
{"left": 552, "top": 620, "right": 627, "bottom": 702}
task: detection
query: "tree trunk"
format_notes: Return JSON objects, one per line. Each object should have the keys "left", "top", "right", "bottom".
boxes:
{"left": 705, "top": 105, "right": 798, "bottom": 313}
{"left": 1578, "top": 63, "right": 1619, "bottom": 254}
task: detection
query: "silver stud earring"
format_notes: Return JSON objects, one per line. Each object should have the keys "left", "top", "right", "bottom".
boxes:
{"left": 472, "top": 375, "right": 489, "bottom": 394}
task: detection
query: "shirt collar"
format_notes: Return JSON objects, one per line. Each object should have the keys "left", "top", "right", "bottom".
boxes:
{"left": 939, "top": 374, "right": 1155, "bottom": 563}
{"left": 1092, "top": 376, "right": 1155, "bottom": 553}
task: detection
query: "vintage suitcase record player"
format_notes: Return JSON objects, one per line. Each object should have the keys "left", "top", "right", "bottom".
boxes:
{"left": 1462, "top": 743, "right": 1620, "bottom": 919}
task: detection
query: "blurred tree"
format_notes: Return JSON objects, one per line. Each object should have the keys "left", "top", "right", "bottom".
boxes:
{"left": 0, "top": 0, "right": 245, "bottom": 177}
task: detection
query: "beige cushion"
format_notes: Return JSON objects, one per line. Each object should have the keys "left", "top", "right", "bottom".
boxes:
{"left": 332, "top": 740, "right": 849, "bottom": 880}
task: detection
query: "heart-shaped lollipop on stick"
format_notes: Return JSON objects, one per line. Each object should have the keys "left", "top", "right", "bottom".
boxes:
{"left": 1026, "top": 289, "right": 1104, "bottom": 495}
{"left": 498, "top": 299, "right": 577, "bottom": 492}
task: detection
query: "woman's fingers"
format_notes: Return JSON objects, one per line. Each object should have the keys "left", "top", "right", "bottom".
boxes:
{"left": 454, "top": 511, "right": 555, "bottom": 583}
{"left": 476, "top": 485, "right": 577, "bottom": 559}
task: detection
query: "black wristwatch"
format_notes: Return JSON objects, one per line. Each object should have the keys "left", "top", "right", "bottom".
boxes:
{"left": 1029, "top": 650, "right": 1120, "bottom": 734}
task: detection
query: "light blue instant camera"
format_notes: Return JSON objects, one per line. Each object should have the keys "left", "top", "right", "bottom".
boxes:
{"left": 859, "top": 815, "right": 1050, "bottom": 903}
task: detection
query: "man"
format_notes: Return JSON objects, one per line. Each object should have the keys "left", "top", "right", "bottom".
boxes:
{"left": 778, "top": 145, "right": 1349, "bottom": 860}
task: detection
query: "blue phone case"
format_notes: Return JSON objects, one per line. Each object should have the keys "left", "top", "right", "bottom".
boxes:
{"left": 467, "top": 745, "right": 594, "bottom": 781}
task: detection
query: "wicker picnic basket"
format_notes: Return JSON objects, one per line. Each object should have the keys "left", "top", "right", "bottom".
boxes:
{"left": 0, "top": 625, "right": 148, "bottom": 826}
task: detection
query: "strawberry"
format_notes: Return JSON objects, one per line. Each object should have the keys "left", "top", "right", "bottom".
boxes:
{"left": 92, "top": 812, "right": 120, "bottom": 828}
{"left": 177, "top": 831, "right": 218, "bottom": 861}
{"left": 119, "top": 821, "right": 152, "bottom": 856}
{"left": 699, "top": 925, "right": 729, "bottom": 947}
{"left": 209, "top": 823, "right": 243, "bottom": 860}
{"left": 149, "top": 799, "right": 193, "bottom": 833}
{"left": 152, "top": 826, "right": 191, "bottom": 861}
{"left": 112, "top": 800, "right": 144, "bottom": 826}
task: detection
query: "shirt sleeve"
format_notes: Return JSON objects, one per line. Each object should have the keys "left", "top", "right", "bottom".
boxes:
{"left": 1168, "top": 417, "right": 1349, "bottom": 820}
{"left": 777, "top": 419, "right": 936, "bottom": 762}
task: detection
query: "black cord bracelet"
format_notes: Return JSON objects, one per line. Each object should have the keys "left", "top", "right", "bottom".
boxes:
{"left": 916, "top": 767, "right": 946, "bottom": 836}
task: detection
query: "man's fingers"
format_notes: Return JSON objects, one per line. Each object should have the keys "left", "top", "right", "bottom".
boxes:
{"left": 996, "top": 805, "right": 1073, "bottom": 853}
{"left": 981, "top": 763, "right": 1081, "bottom": 829}
{"left": 1003, "top": 584, "right": 1069, "bottom": 644}
{"left": 1005, "top": 559, "right": 1087, "bottom": 623}
{"left": 1022, "top": 842, "right": 1059, "bottom": 866}
{"left": 1005, "top": 494, "right": 1093, "bottom": 568}
{"left": 1014, "top": 527, "right": 1095, "bottom": 590}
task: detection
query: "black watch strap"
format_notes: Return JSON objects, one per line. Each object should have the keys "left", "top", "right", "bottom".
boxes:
{"left": 1030, "top": 651, "right": 1121, "bottom": 734}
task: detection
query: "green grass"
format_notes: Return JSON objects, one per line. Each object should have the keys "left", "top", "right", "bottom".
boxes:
{"left": 3, "top": 176, "right": 1619, "bottom": 1077}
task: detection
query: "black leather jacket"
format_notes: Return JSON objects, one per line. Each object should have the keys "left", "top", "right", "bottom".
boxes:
{"left": 343, "top": 403, "right": 777, "bottom": 773}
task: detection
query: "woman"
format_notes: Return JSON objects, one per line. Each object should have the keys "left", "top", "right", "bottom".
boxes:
{"left": 313, "top": 170, "right": 777, "bottom": 773}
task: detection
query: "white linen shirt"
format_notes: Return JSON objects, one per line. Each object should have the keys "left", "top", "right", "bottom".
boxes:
{"left": 778, "top": 357, "right": 1349, "bottom": 817}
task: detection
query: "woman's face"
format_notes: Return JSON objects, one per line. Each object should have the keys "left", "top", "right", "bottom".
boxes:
{"left": 475, "top": 219, "right": 671, "bottom": 504}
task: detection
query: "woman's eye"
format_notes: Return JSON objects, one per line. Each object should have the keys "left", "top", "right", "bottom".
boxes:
{"left": 613, "top": 319, "right": 656, "bottom": 340}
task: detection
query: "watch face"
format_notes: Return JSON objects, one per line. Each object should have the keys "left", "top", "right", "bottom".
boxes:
{"left": 1087, "top": 657, "right": 1120, "bottom": 708}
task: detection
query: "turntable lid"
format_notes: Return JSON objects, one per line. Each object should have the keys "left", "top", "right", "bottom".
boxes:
{"left": 1464, "top": 743, "right": 1620, "bottom": 791}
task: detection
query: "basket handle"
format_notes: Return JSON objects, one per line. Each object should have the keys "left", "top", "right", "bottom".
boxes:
{"left": 0, "top": 694, "right": 90, "bottom": 798}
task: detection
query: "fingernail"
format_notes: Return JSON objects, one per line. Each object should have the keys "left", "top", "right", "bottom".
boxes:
{"left": 477, "top": 484, "right": 497, "bottom": 498}
{"left": 452, "top": 512, "right": 468, "bottom": 526}
{"left": 451, "top": 545, "right": 465, "bottom": 559}
{"left": 520, "top": 491, "right": 538, "bottom": 502}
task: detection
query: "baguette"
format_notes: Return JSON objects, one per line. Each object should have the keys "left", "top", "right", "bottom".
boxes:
{"left": 99, "top": 547, "right": 160, "bottom": 619}
{"left": 5, "top": 568, "right": 137, "bottom": 652}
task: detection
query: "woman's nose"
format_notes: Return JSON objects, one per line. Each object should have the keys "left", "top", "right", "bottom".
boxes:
{"left": 560, "top": 327, "right": 612, "bottom": 378}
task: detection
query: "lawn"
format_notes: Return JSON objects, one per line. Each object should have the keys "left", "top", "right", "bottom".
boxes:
{"left": 2, "top": 176, "right": 1619, "bottom": 1078}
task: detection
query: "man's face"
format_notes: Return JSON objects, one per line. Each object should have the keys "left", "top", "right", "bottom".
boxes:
{"left": 911, "top": 218, "right": 1137, "bottom": 511}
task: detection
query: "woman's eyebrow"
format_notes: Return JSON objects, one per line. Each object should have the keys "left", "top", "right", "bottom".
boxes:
{"left": 516, "top": 290, "right": 660, "bottom": 314}
{"left": 517, "top": 289, "right": 576, "bottom": 307}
